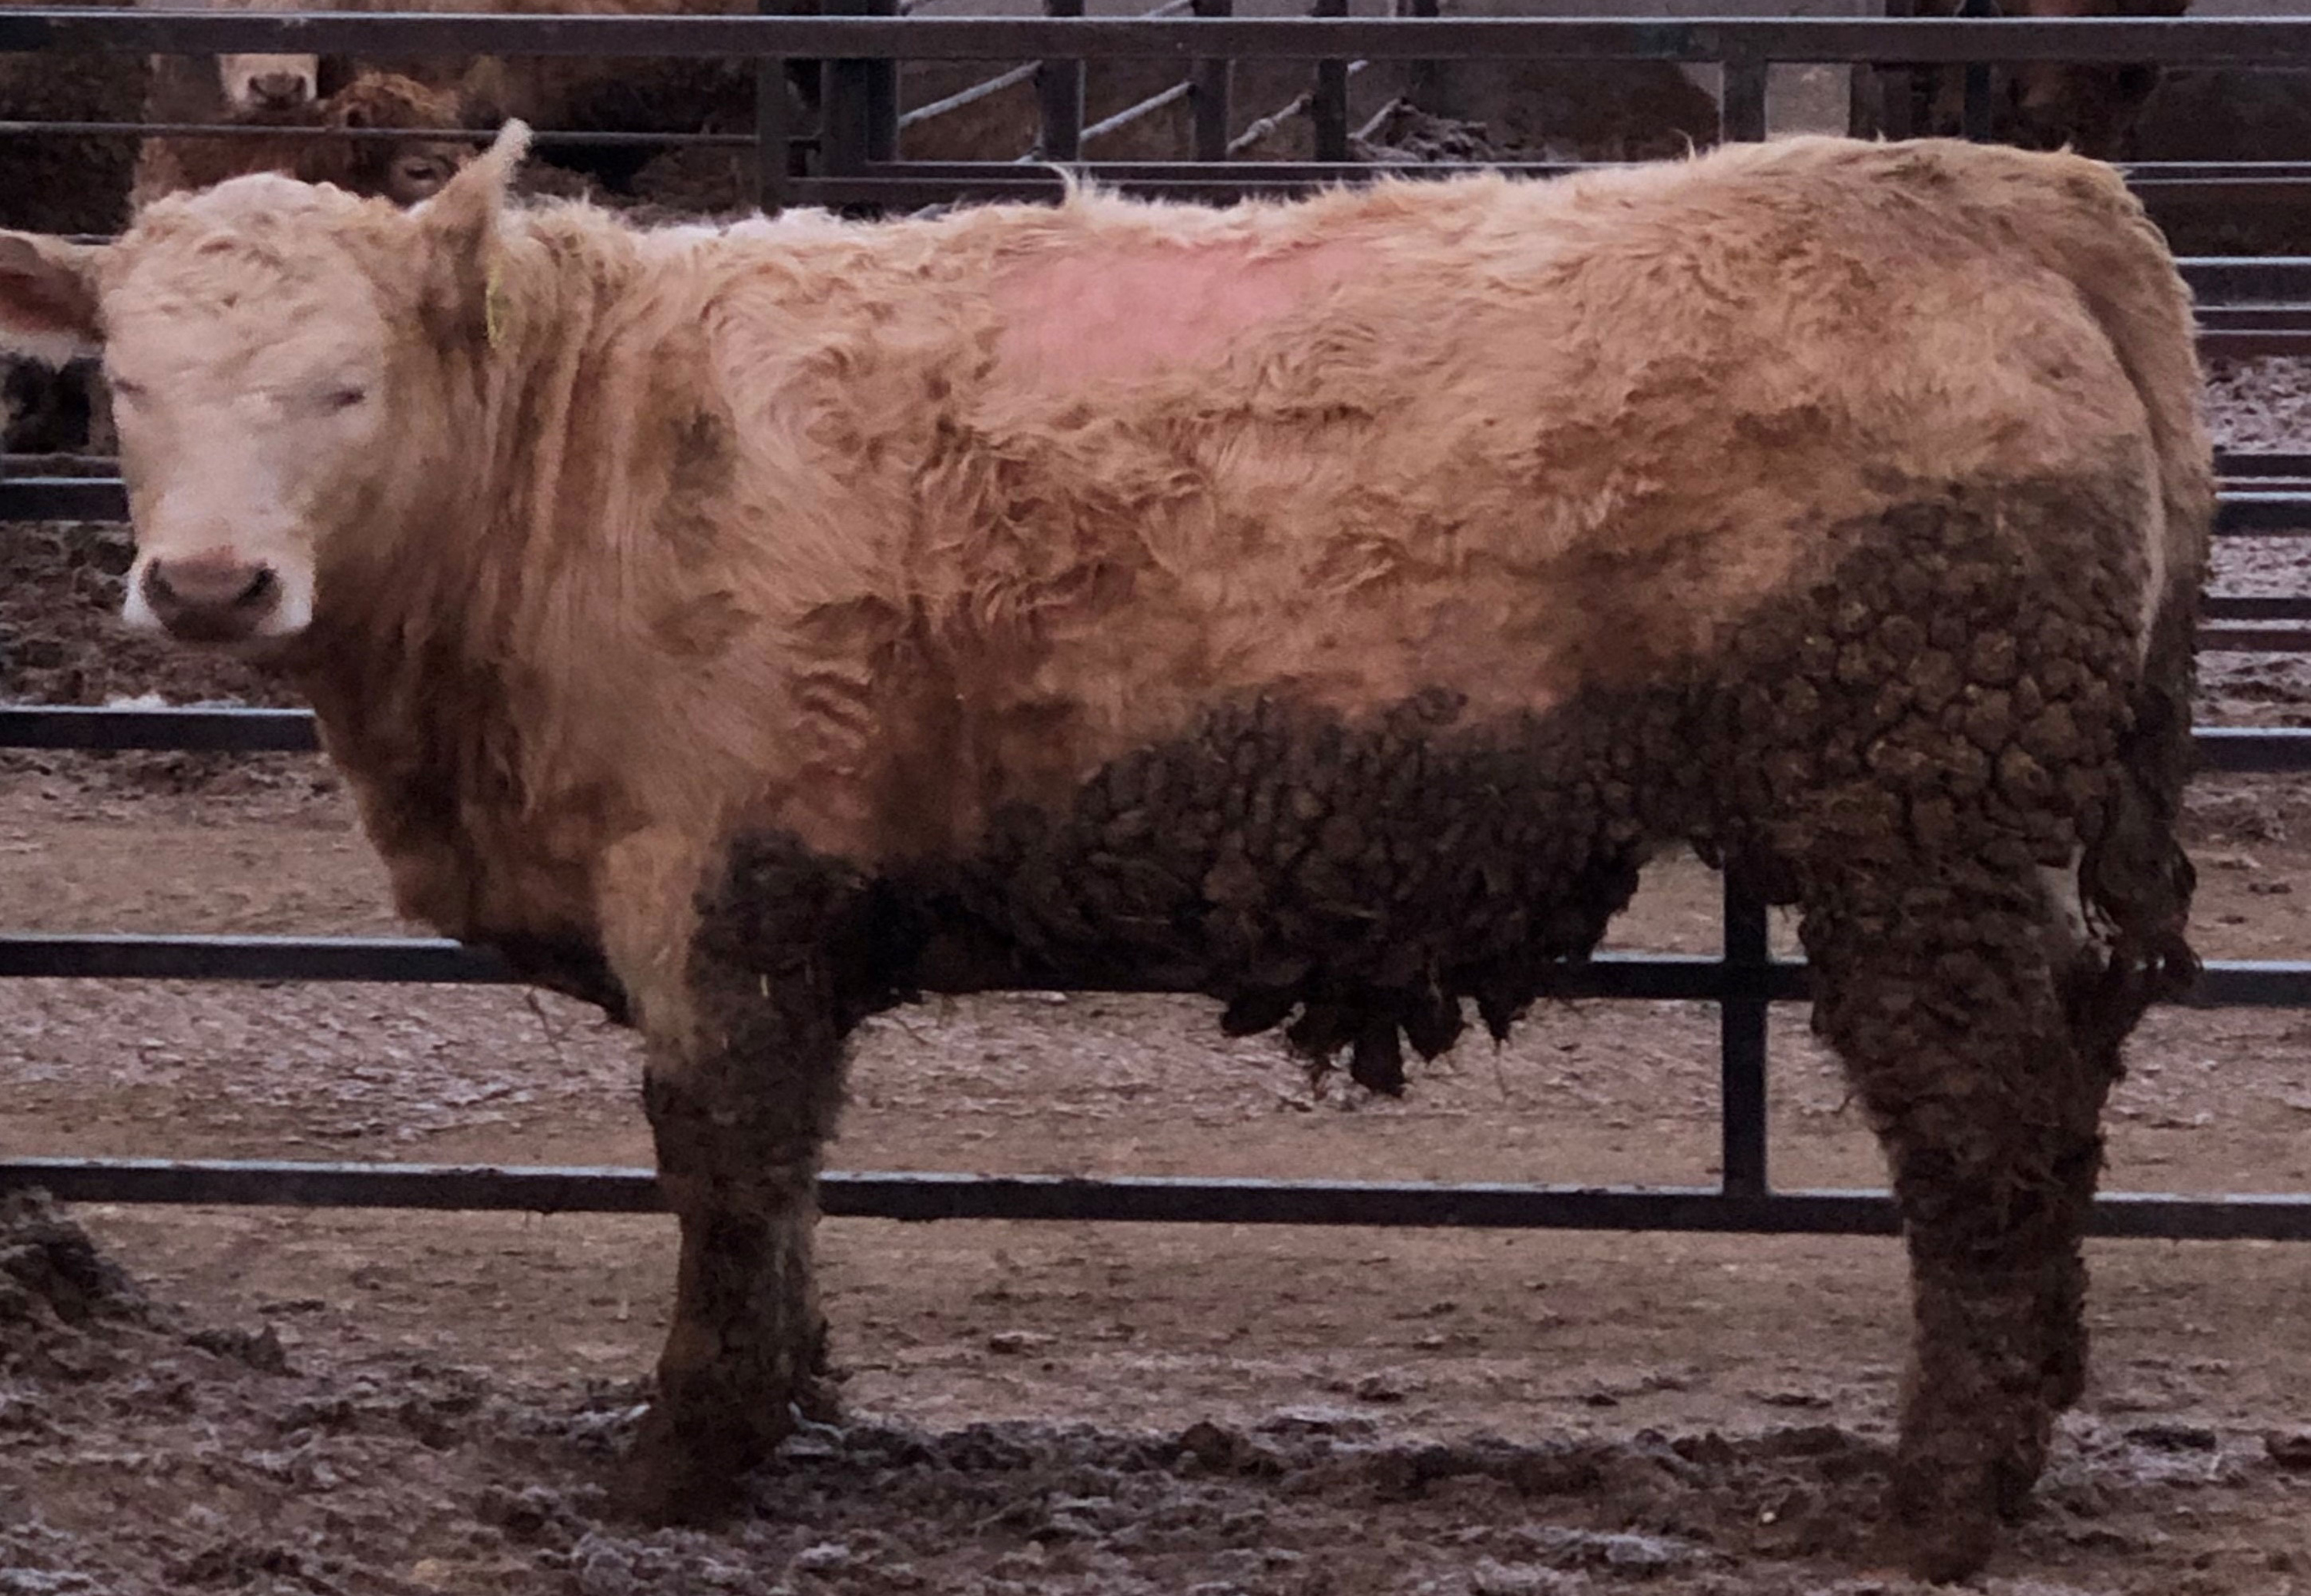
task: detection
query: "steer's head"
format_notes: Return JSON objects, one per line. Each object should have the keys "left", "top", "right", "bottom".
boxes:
{"left": 0, "top": 126, "right": 528, "bottom": 650}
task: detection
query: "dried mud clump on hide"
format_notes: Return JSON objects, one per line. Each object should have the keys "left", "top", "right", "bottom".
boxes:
{"left": 0, "top": 1189, "right": 153, "bottom": 1359}
{"left": 892, "top": 685, "right": 1671, "bottom": 1097}
{"left": 698, "top": 481, "right": 2191, "bottom": 1122}
{"left": 1685, "top": 484, "right": 2197, "bottom": 1012}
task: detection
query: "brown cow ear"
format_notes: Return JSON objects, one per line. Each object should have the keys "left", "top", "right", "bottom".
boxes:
{"left": 0, "top": 233, "right": 103, "bottom": 365}
{"left": 417, "top": 120, "right": 528, "bottom": 348}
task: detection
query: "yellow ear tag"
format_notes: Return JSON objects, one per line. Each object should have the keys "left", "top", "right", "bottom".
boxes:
{"left": 484, "top": 261, "right": 508, "bottom": 351}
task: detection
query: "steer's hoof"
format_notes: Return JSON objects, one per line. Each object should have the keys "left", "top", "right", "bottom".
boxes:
{"left": 1897, "top": 1516, "right": 1999, "bottom": 1586}
{"left": 609, "top": 1407, "right": 753, "bottom": 1527}
{"left": 1889, "top": 1461, "right": 2002, "bottom": 1584}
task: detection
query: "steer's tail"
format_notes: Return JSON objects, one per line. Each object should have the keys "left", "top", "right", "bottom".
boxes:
{"left": 1963, "top": 142, "right": 2209, "bottom": 1022}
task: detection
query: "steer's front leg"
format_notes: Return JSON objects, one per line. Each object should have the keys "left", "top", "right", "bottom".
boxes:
{"left": 601, "top": 830, "right": 883, "bottom": 1524}
{"left": 623, "top": 1024, "right": 844, "bottom": 1521}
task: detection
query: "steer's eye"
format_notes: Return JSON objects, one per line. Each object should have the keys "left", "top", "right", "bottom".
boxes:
{"left": 324, "top": 385, "right": 368, "bottom": 411}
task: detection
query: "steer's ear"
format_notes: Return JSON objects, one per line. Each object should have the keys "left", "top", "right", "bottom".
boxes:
{"left": 0, "top": 233, "right": 104, "bottom": 366}
{"left": 417, "top": 119, "right": 528, "bottom": 348}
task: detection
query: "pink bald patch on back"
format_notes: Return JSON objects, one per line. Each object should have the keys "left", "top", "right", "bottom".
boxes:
{"left": 991, "top": 238, "right": 1363, "bottom": 388}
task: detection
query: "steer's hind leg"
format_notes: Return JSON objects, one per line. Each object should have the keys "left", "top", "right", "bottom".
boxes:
{"left": 1803, "top": 857, "right": 2111, "bottom": 1584}
{"left": 609, "top": 835, "right": 884, "bottom": 1524}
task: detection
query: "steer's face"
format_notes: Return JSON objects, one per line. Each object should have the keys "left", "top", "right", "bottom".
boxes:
{"left": 103, "top": 207, "right": 397, "bottom": 645}
{"left": 0, "top": 128, "right": 525, "bottom": 649}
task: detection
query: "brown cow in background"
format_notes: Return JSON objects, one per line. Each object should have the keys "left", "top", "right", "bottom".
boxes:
{"left": 1875, "top": 0, "right": 2189, "bottom": 158}
{"left": 131, "top": 72, "right": 474, "bottom": 209}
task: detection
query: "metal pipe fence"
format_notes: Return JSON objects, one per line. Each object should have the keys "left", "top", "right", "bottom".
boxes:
{"left": 5, "top": 10, "right": 2311, "bottom": 1241}
{"left": 9, "top": 12, "right": 2311, "bottom": 218}
{"left": 0, "top": 699, "right": 2306, "bottom": 1239}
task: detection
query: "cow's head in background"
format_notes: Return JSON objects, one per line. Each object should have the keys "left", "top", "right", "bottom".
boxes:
{"left": 220, "top": 52, "right": 320, "bottom": 113}
{"left": 133, "top": 0, "right": 322, "bottom": 113}
{"left": 0, "top": 126, "right": 529, "bottom": 649}
{"left": 1911, "top": 0, "right": 2189, "bottom": 159}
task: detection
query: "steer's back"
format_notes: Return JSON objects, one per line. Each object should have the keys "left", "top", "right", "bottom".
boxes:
{"left": 650, "top": 136, "right": 2204, "bottom": 865}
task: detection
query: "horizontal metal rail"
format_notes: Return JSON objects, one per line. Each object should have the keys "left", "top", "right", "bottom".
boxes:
{"left": 749, "top": 169, "right": 2311, "bottom": 216}
{"left": 10, "top": 13, "right": 2311, "bottom": 67}
{"left": 0, "top": 119, "right": 815, "bottom": 154}
{"left": 0, "top": 932, "right": 504, "bottom": 983}
{"left": 2194, "top": 265, "right": 2311, "bottom": 313}
{"left": 2187, "top": 727, "right": 2311, "bottom": 773}
{"left": 0, "top": 930, "right": 2293, "bottom": 1005}
{"left": 0, "top": 936, "right": 1800, "bottom": 995}
{"left": 0, "top": 706, "right": 320, "bottom": 753}
{"left": 4, "top": 709, "right": 2308, "bottom": 767}
{"left": 2197, "top": 625, "right": 2311, "bottom": 653}
{"left": 2207, "top": 595, "right": 2311, "bottom": 621}
{"left": 5, "top": 1158, "right": 2309, "bottom": 1240}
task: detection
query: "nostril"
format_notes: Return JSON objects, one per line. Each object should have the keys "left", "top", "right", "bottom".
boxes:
{"left": 141, "top": 563, "right": 179, "bottom": 612}
{"left": 236, "top": 568, "right": 278, "bottom": 610}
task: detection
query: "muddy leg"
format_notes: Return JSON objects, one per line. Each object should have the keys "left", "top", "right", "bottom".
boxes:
{"left": 2033, "top": 906, "right": 2189, "bottom": 1423}
{"left": 613, "top": 843, "right": 872, "bottom": 1524}
{"left": 1804, "top": 860, "right": 2108, "bottom": 1583}
{"left": 617, "top": 1048, "right": 842, "bottom": 1521}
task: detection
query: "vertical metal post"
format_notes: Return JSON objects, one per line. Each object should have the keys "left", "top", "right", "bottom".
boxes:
{"left": 823, "top": 0, "right": 897, "bottom": 179}
{"left": 1037, "top": 0, "right": 1085, "bottom": 163}
{"left": 1401, "top": 0, "right": 1439, "bottom": 112}
{"left": 1721, "top": 52, "right": 1769, "bottom": 142}
{"left": 1878, "top": 0, "right": 1917, "bottom": 140}
{"left": 1191, "top": 0, "right": 1233, "bottom": 163}
{"left": 1719, "top": 877, "right": 1771, "bottom": 1200}
{"left": 1310, "top": 0, "right": 1350, "bottom": 163}
{"left": 1960, "top": 0, "right": 1998, "bottom": 141}
{"left": 753, "top": 0, "right": 796, "bottom": 214}
{"left": 1847, "top": 0, "right": 1882, "bottom": 136}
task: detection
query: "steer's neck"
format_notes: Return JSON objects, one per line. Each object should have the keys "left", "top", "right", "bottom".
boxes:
{"left": 293, "top": 217, "right": 658, "bottom": 946}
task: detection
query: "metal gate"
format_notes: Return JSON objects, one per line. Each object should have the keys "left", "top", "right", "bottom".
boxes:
{"left": 5, "top": 8, "right": 2311, "bottom": 1240}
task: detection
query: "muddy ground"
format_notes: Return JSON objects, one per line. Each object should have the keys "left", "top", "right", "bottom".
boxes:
{"left": 3, "top": 365, "right": 2311, "bottom": 1593}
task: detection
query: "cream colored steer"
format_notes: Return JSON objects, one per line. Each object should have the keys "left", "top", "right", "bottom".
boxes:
{"left": 0, "top": 127, "right": 2210, "bottom": 1581}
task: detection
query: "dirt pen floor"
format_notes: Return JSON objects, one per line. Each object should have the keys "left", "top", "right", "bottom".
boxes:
{"left": 8, "top": 364, "right": 2311, "bottom": 1594}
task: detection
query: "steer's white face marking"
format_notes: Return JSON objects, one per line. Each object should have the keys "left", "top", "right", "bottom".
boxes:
{"left": 101, "top": 184, "right": 399, "bottom": 647}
